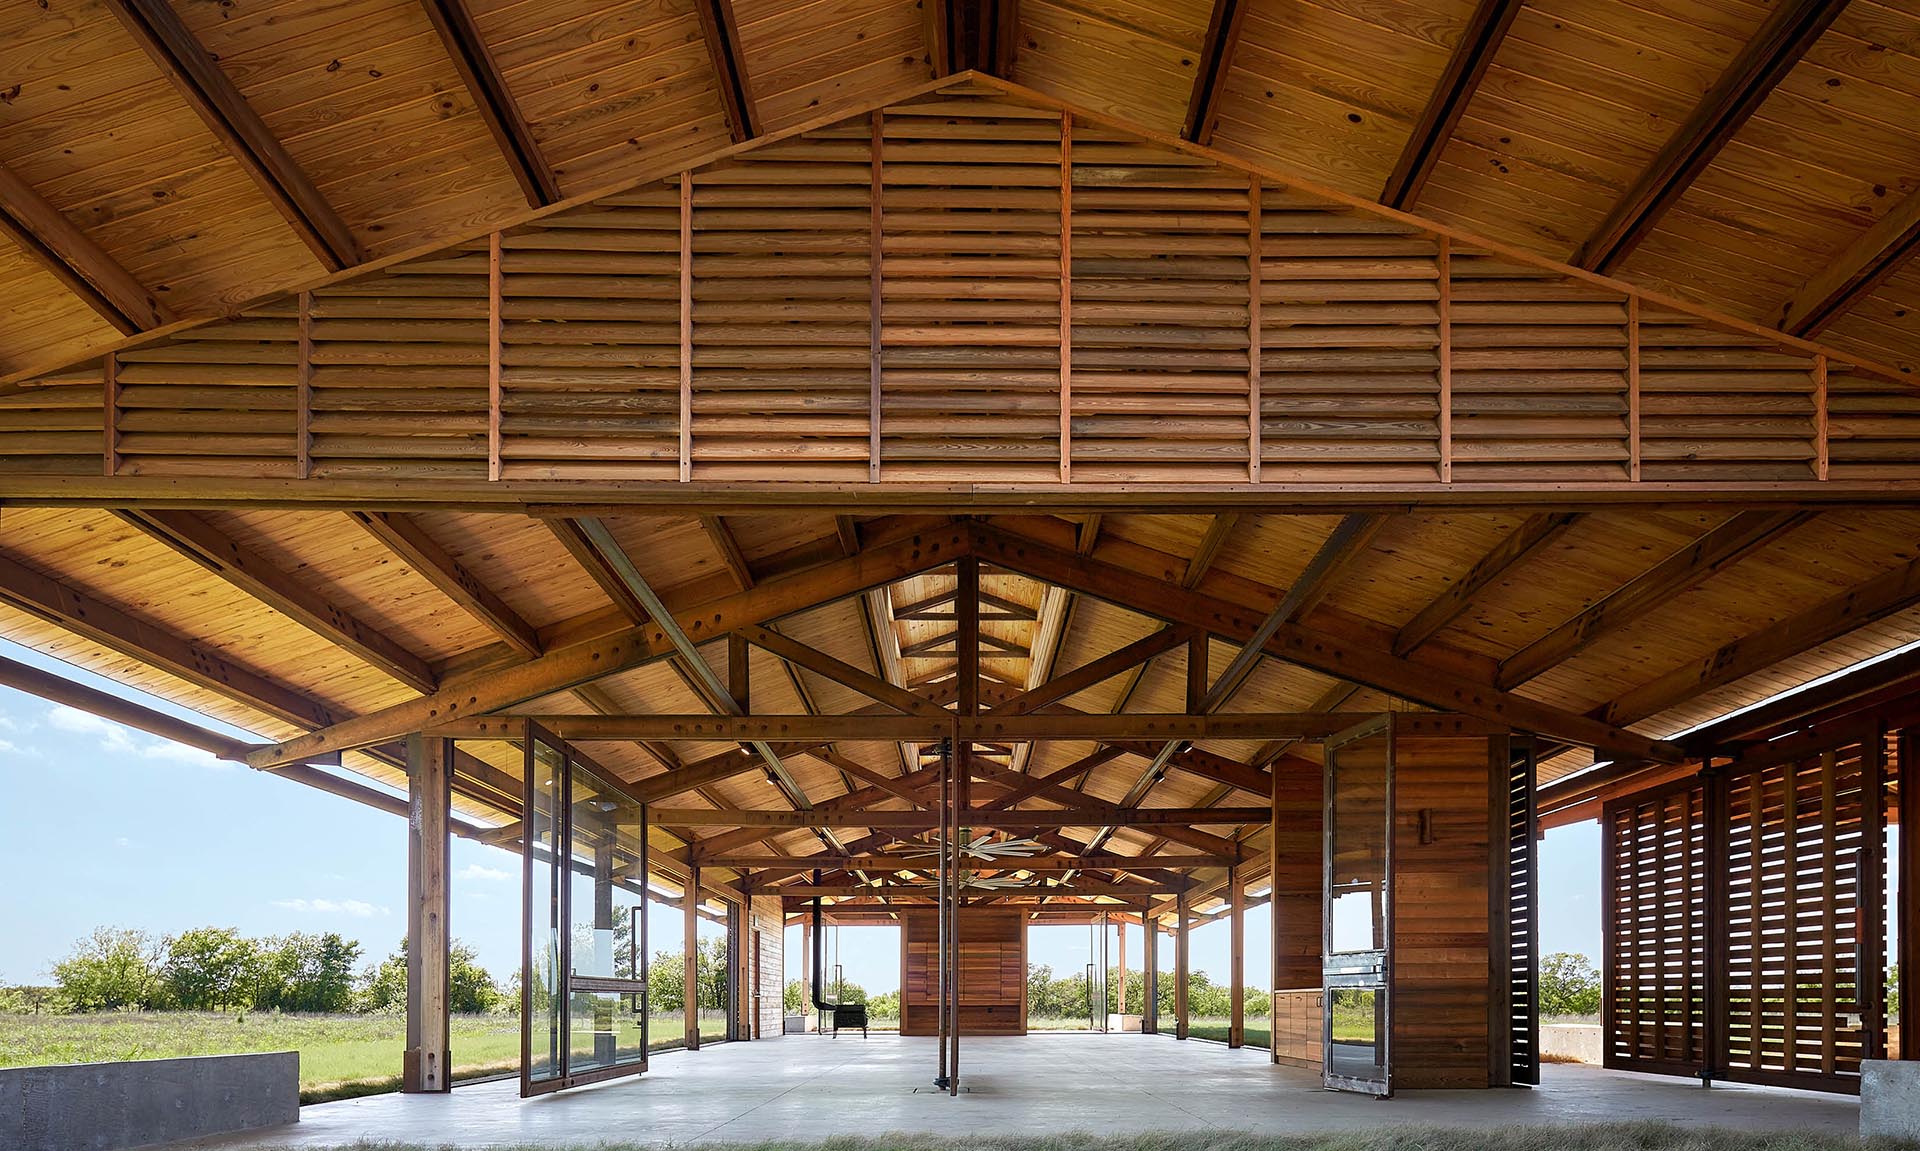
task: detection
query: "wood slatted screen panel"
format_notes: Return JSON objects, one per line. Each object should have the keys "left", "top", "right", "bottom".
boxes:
{"left": 880, "top": 90, "right": 1062, "bottom": 481}
{"left": 9, "top": 78, "right": 1910, "bottom": 489}
{"left": 1507, "top": 741, "right": 1539, "bottom": 1086}
{"left": 1722, "top": 738, "right": 1884, "bottom": 1092}
{"left": 1602, "top": 780, "right": 1708, "bottom": 1076}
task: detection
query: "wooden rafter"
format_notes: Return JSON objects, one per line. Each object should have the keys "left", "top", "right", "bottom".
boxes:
{"left": 118, "top": 511, "right": 437, "bottom": 694}
{"left": 351, "top": 511, "right": 541, "bottom": 657}
{"left": 1183, "top": 0, "right": 1247, "bottom": 145}
{"left": 1392, "top": 513, "right": 1578, "bottom": 656}
{"left": 1182, "top": 513, "right": 1240, "bottom": 588}
{"left": 734, "top": 623, "right": 947, "bottom": 716}
{"left": 700, "top": 514, "right": 756, "bottom": 591}
{"left": 417, "top": 0, "right": 560, "bottom": 207}
{"left": 693, "top": 0, "right": 761, "bottom": 143}
{"left": 0, "top": 163, "right": 172, "bottom": 334}
{"left": 1570, "top": 0, "right": 1847, "bottom": 273}
{"left": 106, "top": 0, "right": 361, "bottom": 270}
{"left": 922, "top": 0, "right": 954, "bottom": 77}
{"left": 1777, "top": 185, "right": 1920, "bottom": 336}
{"left": 1495, "top": 510, "right": 1811, "bottom": 689}
{"left": 437, "top": 711, "right": 1370, "bottom": 743}
{"left": 1379, "top": 0, "right": 1522, "bottom": 209}
{"left": 655, "top": 806, "right": 1270, "bottom": 828}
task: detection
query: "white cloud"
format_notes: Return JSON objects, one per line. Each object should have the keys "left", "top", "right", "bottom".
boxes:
{"left": 48, "top": 705, "right": 228, "bottom": 770}
{"left": 457, "top": 863, "right": 510, "bottom": 882}
{"left": 114, "top": 836, "right": 137, "bottom": 850}
{"left": 0, "top": 739, "right": 17, "bottom": 755}
{"left": 272, "top": 897, "right": 389, "bottom": 918}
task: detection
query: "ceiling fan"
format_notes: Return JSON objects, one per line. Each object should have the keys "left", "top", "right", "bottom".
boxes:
{"left": 886, "top": 833, "right": 1048, "bottom": 863}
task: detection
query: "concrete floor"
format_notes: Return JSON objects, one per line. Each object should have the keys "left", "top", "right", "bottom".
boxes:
{"left": 175, "top": 1033, "right": 1860, "bottom": 1149}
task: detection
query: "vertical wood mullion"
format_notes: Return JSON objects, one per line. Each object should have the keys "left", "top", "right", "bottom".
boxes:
{"left": 1860, "top": 732, "right": 1886, "bottom": 1063}
{"left": 1748, "top": 766, "right": 1765, "bottom": 1067}
{"left": 297, "top": 292, "right": 314, "bottom": 480}
{"left": 487, "top": 235, "right": 502, "bottom": 482}
{"left": 679, "top": 172, "right": 693, "bottom": 483}
{"left": 869, "top": 111, "right": 884, "bottom": 484}
{"left": 1814, "top": 354, "right": 1830, "bottom": 481}
{"left": 1820, "top": 751, "right": 1837, "bottom": 1074}
{"left": 1628, "top": 294, "right": 1642, "bottom": 482}
{"left": 1059, "top": 111, "right": 1072, "bottom": 484}
{"left": 1437, "top": 234, "right": 1451, "bottom": 482}
{"left": 102, "top": 352, "right": 120, "bottom": 477}
{"left": 1783, "top": 762, "right": 1799, "bottom": 1075}
{"left": 1247, "top": 175, "right": 1261, "bottom": 483}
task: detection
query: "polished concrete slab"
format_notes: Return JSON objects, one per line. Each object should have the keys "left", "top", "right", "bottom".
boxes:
{"left": 172, "top": 1033, "right": 1860, "bottom": 1149}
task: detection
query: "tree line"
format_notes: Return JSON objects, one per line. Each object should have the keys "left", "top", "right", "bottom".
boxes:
{"left": 3, "top": 926, "right": 505, "bottom": 1015}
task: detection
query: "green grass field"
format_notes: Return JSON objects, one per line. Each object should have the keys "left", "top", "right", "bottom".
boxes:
{"left": 0, "top": 1011, "right": 524, "bottom": 1103}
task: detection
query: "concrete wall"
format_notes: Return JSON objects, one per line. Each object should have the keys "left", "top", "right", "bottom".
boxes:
{"left": 1541, "top": 1023, "right": 1603, "bottom": 1064}
{"left": 0, "top": 1051, "right": 298, "bottom": 1151}
{"left": 1861, "top": 1060, "right": 1920, "bottom": 1138}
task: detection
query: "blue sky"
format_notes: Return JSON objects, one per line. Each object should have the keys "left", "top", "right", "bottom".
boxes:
{"left": 0, "top": 632, "right": 1608, "bottom": 993}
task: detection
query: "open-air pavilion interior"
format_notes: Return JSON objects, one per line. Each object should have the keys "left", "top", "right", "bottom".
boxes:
{"left": 5, "top": 0, "right": 1920, "bottom": 1144}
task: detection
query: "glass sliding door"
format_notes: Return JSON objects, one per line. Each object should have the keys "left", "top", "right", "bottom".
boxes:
{"left": 1323, "top": 717, "right": 1393, "bottom": 1096}
{"left": 521, "top": 722, "right": 651, "bottom": 1096}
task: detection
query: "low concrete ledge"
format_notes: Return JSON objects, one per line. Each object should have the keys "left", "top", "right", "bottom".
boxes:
{"left": 1862, "top": 1060, "right": 1920, "bottom": 1139}
{"left": 0, "top": 1051, "right": 299, "bottom": 1151}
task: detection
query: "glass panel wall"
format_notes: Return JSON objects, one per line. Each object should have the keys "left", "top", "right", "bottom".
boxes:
{"left": 1025, "top": 923, "right": 1096, "bottom": 1030}
{"left": 695, "top": 895, "right": 732, "bottom": 1042}
{"left": 523, "top": 736, "right": 564, "bottom": 1089}
{"left": 1322, "top": 719, "right": 1392, "bottom": 1095}
{"left": 645, "top": 880, "right": 687, "bottom": 1052}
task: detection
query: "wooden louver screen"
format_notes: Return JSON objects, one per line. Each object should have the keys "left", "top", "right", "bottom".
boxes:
{"left": 1602, "top": 780, "right": 1708, "bottom": 1076}
{"left": 1721, "top": 738, "right": 1885, "bottom": 1091}
{"left": 1506, "top": 742, "right": 1539, "bottom": 1086}
{"left": 9, "top": 79, "right": 1911, "bottom": 489}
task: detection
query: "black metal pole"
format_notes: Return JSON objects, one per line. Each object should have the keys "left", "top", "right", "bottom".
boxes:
{"left": 935, "top": 737, "right": 950, "bottom": 1089}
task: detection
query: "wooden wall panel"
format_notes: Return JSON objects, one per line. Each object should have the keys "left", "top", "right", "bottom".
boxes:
{"left": 1602, "top": 779, "right": 1708, "bottom": 1077}
{"left": 1389, "top": 730, "right": 1495, "bottom": 1090}
{"left": 899, "top": 906, "right": 1026, "bottom": 1036}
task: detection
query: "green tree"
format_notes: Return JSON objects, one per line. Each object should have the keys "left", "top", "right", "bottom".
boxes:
{"left": 784, "top": 978, "right": 807, "bottom": 1014}
{"left": 648, "top": 936, "right": 729, "bottom": 1012}
{"left": 160, "top": 927, "right": 257, "bottom": 1011}
{"left": 360, "top": 939, "right": 503, "bottom": 1014}
{"left": 250, "top": 932, "right": 362, "bottom": 1013}
{"left": 53, "top": 927, "right": 164, "bottom": 1012}
{"left": 1540, "top": 951, "right": 1601, "bottom": 1017}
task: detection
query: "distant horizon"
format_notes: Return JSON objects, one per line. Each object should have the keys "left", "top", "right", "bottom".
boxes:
{"left": 0, "top": 636, "right": 1604, "bottom": 994}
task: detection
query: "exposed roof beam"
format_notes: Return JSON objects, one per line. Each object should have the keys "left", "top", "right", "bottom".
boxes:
{"left": 1182, "top": 512, "right": 1240, "bottom": 588}
{"left": 706, "top": 851, "right": 1226, "bottom": 871}
{"left": 1183, "top": 0, "right": 1248, "bottom": 145}
{"left": 922, "top": 0, "right": 955, "bottom": 77}
{"left": 693, "top": 0, "right": 761, "bottom": 143}
{"left": 417, "top": 0, "right": 560, "bottom": 207}
{"left": 970, "top": 523, "right": 1684, "bottom": 763}
{"left": 545, "top": 517, "right": 649, "bottom": 622}
{"left": 1569, "top": 0, "right": 1847, "bottom": 273}
{"left": 436, "top": 711, "right": 1367, "bottom": 742}
{"left": 1393, "top": 512, "right": 1578, "bottom": 656}
{"left": 107, "top": 0, "right": 361, "bottom": 270}
{"left": 1594, "top": 547, "right": 1920, "bottom": 729}
{"left": 1380, "top": 0, "right": 1522, "bottom": 209}
{"left": 655, "top": 806, "right": 1270, "bottom": 828}
{"left": 735, "top": 623, "right": 946, "bottom": 717}
{"left": 699, "top": 514, "right": 756, "bottom": 591}
{"left": 118, "top": 510, "right": 437, "bottom": 694}
{"left": 1495, "top": 510, "right": 1811, "bottom": 689}
{"left": 1776, "top": 184, "right": 1920, "bottom": 336}
{"left": 995, "top": 624, "right": 1195, "bottom": 716}
{"left": 0, "top": 163, "right": 172, "bottom": 334}
{"left": 350, "top": 511, "right": 540, "bottom": 658}
{"left": 976, "top": 0, "right": 1021, "bottom": 74}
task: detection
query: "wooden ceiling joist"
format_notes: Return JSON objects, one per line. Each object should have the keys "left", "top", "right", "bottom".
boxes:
{"left": 417, "top": 0, "right": 560, "bottom": 208}
{"left": 1183, "top": 0, "right": 1248, "bottom": 145}
{"left": 1495, "top": 510, "right": 1811, "bottom": 689}
{"left": 692, "top": 0, "right": 760, "bottom": 143}
{"left": 117, "top": 511, "right": 438, "bottom": 695}
{"left": 0, "top": 164, "right": 172, "bottom": 335}
{"left": 1392, "top": 513, "right": 1579, "bottom": 656}
{"left": 1379, "top": 0, "right": 1523, "bottom": 210}
{"left": 351, "top": 511, "right": 541, "bottom": 658}
{"left": 1570, "top": 0, "right": 1848, "bottom": 273}
{"left": 106, "top": 0, "right": 361, "bottom": 271}
{"left": 1777, "top": 185, "right": 1920, "bottom": 337}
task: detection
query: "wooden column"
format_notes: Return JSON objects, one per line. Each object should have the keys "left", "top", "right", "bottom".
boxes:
{"left": 1142, "top": 912, "right": 1160, "bottom": 1033}
{"left": 1900, "top": 730, "right": 1917, "bottom": 1058}
{"left": 1175, "top": 892, "right": 1190, "bottom": 1039}
{"left": 1116, "top": 919, "right": 1127, "bottom": 1020}
{"left": 1228, "top": 862, "right": 1245, "bottom": 1048}
{"left": 685, "top": 865, "right": 701, "bottom": 1050}
{"left": 403, "top": 732, "right": 451, "bottom": 1093}
{"left": 800, "top": 913, "right": 813, "bottom": 1032}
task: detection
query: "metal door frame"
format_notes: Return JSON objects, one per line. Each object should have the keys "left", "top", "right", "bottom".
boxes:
{"left": 1322, "top": 715, "right": 1394, "bottom": 1096}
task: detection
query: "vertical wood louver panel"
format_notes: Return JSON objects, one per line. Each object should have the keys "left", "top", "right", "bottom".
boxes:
{"left": 1447, "top": 252, "right": 1631, "bottom": 482}
{"left": 1069, "top": 127, "right": 1253, "bottom": 483}
{"left": 304, "top": 250, "right": 489, "bottom": 478}
{"left": 690, "top": 131, "right": 874, "bottom": 482}
{"left": 879, "top": 89, "right": 1063, "bottom": 482}
{"left": 1259, "top": 189, "right": 1442, "bottom": 481}
{"left": 498, "top": 187, "right": 681, "bottom": 480}
{"left": 1722, "top": 739, "right": 1877, "bottom": 1091}
{"left": 1638, "top": 311, "right": 1819, "bottom": 482}
{"left": 115, "top": 311, "right": 299, "bottom": 477}
{"left": 1602, "top": 780, "right": 1708, "bottom": 1077}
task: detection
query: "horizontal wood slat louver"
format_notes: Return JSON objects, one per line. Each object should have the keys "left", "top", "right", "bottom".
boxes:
{"left": 3, "top": 78, "right": 1912, "bottom": 490}
{"left": 1602, "top": 780, "right": 1709, "bottom": 1077}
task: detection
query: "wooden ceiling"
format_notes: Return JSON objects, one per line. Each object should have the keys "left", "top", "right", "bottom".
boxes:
{"left": 8, "top": 0, "right": 1920, "bottom": 387}
{"left": 3, "top": 505, "right": 1916, "bottom": 910}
